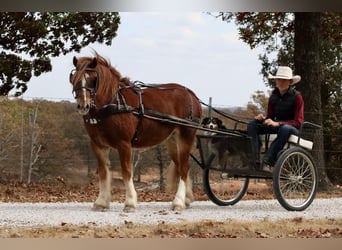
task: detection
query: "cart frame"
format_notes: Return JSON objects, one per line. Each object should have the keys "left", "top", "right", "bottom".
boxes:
{"left": 195, "top": 120, "right": 321, "bottom": 211}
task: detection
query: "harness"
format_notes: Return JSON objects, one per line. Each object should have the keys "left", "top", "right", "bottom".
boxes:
{"left": 74, "top": 77, "right": 201, "bottom": 144}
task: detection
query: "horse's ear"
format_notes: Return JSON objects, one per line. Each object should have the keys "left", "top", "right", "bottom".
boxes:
{"left": 88, "top": 57, "right": 97, "bottom": 68}
{"left": 73, "top": 56, "right": 77, "bottom": 67}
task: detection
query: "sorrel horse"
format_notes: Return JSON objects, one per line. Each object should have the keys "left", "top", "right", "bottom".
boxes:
{"left": 69, "top": 52, "right": 202, "bottom": 211}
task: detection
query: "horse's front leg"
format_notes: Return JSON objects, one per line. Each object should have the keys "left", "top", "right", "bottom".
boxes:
{"left": 118, "top": 144, "right": 137, "bottom": 212}
{"left": 92, "top": 144, "right": 112, "bottom": 211}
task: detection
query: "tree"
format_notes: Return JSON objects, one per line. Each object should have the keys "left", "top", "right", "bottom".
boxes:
{"left": 27, "top": 103, "right": 41, "bottom": 184}
{"left": 213, "top": 12, "right": 341, "bottom": 188}
{"left": 132, "top": 149, "right": 145, "bottom": 182}
{"left": 0, "top": 12, "right": 120, "bottom": 96}
{"left": 0, "top": 97, "right": 23, "bottom": 181}
{"left": 294, "top": 13, "right": 331, "bottom": 188}
{"left": 248, "top": 90, "right": 269, "bottom": 114}
{"left": 156, "top": 145, "right": 165, "bottom": 190}
{"left": 0, "top": 115, "right": 15, "bottom": 162}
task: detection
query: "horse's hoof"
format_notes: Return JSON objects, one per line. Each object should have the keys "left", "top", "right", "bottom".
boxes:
{"left": 92, "top": 203, "right": 109, "bottom": 212}
{"left": 185, "top": 199, "right": 192, "bottom": 208}
{"left": 172, "top": 205, "right": 184, "bottom": 212}
{"left": 123, "top": 205, "right": 136, "bottom": 213}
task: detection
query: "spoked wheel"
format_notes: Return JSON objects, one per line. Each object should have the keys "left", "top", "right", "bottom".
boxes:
{"left": 273, "top": 147, "right": 318, "bottom": 211}
{"left": 203, "top": 167, "right": 249, "bottom": 206}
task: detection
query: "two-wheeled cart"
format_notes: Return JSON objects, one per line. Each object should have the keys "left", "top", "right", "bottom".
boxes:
{"left": 121, "top": 92, "right": 321, "bottom": 211}
{"left": 194, "top": 119, "right": 321, "bottom": 211}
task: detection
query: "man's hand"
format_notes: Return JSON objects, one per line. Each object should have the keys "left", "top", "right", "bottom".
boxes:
{"left": 255, "top": 114, "right": 266, "bottom": 121}
{"left": 264, "top": 118, "right": 280, "bottom": 127}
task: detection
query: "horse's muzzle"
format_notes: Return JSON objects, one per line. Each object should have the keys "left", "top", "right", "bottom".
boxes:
{"left": 77, "top": 103, "right": 91, "bottom": 115}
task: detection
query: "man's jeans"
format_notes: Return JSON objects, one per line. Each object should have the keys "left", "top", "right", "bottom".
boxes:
{"left": 247, "top": 120, "right": 299, "bottom": 165}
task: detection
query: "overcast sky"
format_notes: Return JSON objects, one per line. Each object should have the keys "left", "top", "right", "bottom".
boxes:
{"left": 25, "top": 12, "right": 271, "bottom": 107}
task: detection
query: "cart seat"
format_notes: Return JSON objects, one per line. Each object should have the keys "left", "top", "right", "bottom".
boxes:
{"left": 266, "top": 134, "right": 313, "bottom": 150}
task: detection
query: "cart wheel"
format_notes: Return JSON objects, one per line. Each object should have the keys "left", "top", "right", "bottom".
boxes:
{"left": 203, "top": 167, "right": 249, "bottom": 206}
{"left": 273, "top": 147, "right": 318, "bottom": 211}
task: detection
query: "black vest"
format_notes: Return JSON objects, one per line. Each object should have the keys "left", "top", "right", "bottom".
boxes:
{"left": 269, "top": 87, "right": 299, "bottom": 121}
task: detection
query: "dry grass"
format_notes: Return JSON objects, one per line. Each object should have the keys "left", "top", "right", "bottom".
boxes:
{"left": 0, "top": 218, "right": 341, "bottom": 238}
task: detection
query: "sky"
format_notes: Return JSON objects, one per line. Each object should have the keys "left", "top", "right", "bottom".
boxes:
{"left": 25, "top": 12, "right": 271, "bottom": 108}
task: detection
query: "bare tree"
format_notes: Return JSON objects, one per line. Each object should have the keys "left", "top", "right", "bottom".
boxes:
{"left": 27, "top": 104, "right": 42, "bottom": 184}
{"left": 0, "top": 115, "right": 14, "bottom": 161}
{"left": 156, "top": 145, "right": 165, "bottom": 190}
{"left": 0, "top": 113, "right": 18, "bottom": 181}
{"left": 132, "top": 148, "right": 150, "bottom": 182}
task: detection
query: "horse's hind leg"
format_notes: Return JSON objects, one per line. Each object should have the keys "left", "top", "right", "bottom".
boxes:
{"left": 165, "top": 131, "right": 194, "bottom": 211}
{"left": 166, "top": 161, "right": 194, "bottom": 209}
{"left": 91, "top": 144, "right": 112, "bottom": 211}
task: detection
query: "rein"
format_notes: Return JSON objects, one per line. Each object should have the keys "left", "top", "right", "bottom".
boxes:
{"left": 72, "top": 67, "right": 246, "bottom": 137}
{"left": 82, "top": 81, "right": 180, "bottom": 123}
{"left": 71, "top": 65, "right": 244, "bottom": 140}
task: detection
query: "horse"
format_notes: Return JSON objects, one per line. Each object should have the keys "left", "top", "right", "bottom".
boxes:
{"left": 69, "top": 51, "right": 202, "bottom": 212}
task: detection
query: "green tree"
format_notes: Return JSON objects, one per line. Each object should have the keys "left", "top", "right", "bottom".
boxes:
{"left": 0, "top": 12, "right": 120, "bottom": 96}
{"left": 213, "top": 12, "right": 341, "bottom": 188}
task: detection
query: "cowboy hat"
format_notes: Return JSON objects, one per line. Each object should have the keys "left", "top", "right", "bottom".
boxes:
{"left": 268, "top": 66, "right": 301, "bottom": 84}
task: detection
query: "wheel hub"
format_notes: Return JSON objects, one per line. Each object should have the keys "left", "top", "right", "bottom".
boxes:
{"left": 289, "top": 175, "right": 304, "bottom": 184}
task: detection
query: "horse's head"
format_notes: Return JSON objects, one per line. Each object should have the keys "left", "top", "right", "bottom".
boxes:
{"left": 69, "top": 56, "right": 98, "bottom": 115}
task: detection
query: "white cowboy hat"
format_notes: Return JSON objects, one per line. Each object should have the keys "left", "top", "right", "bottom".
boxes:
{"left": 268, "top": 66, "right": 301, "bottom": 84}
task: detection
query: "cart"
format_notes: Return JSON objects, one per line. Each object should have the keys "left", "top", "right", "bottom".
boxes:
{"left": 123, "top": 93, "right": 321, "bottom": 211}
{"left": 195, "top": 119, "right": 321, "bottom": 211}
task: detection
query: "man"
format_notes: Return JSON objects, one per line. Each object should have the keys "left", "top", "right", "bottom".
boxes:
{"left": 247, "top": 66, "right": 304, "bottom": 172}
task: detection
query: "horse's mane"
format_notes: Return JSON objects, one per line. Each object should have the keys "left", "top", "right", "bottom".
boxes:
{"left": 92, "top": 51, "right": 131, "bottom": 100}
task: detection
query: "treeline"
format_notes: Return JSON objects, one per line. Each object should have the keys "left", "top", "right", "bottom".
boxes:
{"left": 0, "top": 98, "right": 204, "bottom": 184}
{"left": 0, "top": 97, "right": 341, "bottom": 185}
{"left": 0, "top": 98, "right": 86, "bottom": 183}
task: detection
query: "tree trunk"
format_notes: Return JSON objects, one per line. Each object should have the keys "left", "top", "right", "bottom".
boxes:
{"left": 294, "top": 12, "right": 332, "bottom": 190}
{"left": 132, "top": 149, "right": 142, "bottom": 182}
{"left": 27, "top": 105, "right": 41, "bottom": 184}
{"left": 156, "top": 145, "right": 165, "bottom": 190}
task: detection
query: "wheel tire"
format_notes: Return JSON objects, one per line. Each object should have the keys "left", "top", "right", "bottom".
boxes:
{"left": 203, "top": 167, "right": 249, "bottom": 206}
{"left": 273, "top": 147, "right": 318, "bottom": 211}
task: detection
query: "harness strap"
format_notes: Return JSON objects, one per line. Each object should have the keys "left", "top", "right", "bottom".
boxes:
{"left": 83, "top": 81, "right": 202, "bottom": 144}
{"left": 83, "top": 104, "right": 137, "bottom": 124}
{"left": 131, "top": 85, "right": 144, "bottom": 144}
{"left": 141, "top": 109, "right": 201, "bottom": 124}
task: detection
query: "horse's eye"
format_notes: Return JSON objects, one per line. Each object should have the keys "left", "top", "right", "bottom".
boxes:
{"left": 85, "top": 72, "right": 98, "bottom": 88}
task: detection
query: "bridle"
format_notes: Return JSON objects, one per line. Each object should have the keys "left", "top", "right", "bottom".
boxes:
{"left": 69, "top": 67, "right": 99, "bottom": 108}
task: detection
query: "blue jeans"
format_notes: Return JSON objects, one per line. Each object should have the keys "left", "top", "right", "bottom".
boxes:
{"left": 247, "top": 120, "right": 299, "bottom": 165}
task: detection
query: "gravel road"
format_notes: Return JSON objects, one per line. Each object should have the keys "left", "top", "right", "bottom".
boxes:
{"left": 1, "top": 198, "right": 341, "bottom": 227}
